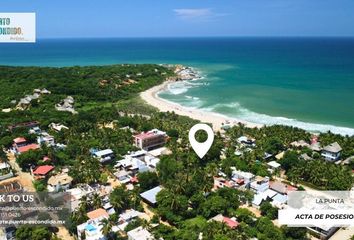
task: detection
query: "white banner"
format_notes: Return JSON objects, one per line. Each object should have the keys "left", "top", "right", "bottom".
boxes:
{"left": 279, "top": 209, "right": 354, "bottom": 228}
{"left": 0, "top": 13, "right": 36, "bottom": 43}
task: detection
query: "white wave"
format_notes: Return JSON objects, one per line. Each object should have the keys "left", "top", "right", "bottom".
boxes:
{"left": 185, "top": 95, "right": 200, "bottom": 100}
{"left": 200, "top": 102, "right": 354, "bottom": 136}
{"left": 166, "top": 82, "right": 191, "bottom": 95}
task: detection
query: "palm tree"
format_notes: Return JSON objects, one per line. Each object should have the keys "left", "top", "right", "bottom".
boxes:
{"left": 99, "top": 218, "right": 113, "bottom": 238}
{"left": 92, "top": 193, "right": 102, "bottom": 209}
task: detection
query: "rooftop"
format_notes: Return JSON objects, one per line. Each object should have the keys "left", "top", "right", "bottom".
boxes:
{"left": 267, "top": 161, "right": 281, "bottom": 168}
{"left": 93, "top": 149, "right": 114, "bottom": 157}
{"left": 13, "top": 137, "right": 26, "bottom": 144}
{"left": 323, "top": 142, "right": 342, "bottom": 153}
{"left": 17, "top": 143, "right": 40, "bottom": 153}
{"left": 48, "top": 173, "right": 73, "bottom": 186}
{"left": 33, "top": 165, "right": 54, "bottom": 175}
{"left": 140, "top": 186, "right": 162, "bottom": 205}
{"left": 127, "top": 226, "right": 154, "bottom": 240}
{"left": 87, "top": 208, "right": 109, "bottom": 220}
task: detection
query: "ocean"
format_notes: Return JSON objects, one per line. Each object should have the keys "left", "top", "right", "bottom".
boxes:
{"left": 1, "top": 37, "right": 354, "bottom": 135}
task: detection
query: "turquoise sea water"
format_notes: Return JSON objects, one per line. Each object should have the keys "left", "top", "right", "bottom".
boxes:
{"left": 0, "top": 38, "right": 353, "bottom": 135}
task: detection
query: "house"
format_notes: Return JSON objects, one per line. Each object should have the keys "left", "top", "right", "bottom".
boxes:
{"left": 66, "top": 184, "right": 95, "bottom": 210}
{"left": 237, "top": 136, "right": 256, "bottom": 147}
{"left": 209, "top": 214, "right": 239, "bottom": 229}
{"left": 267, "top": 161, "right": 281, "bottom": 173}
{"left": 13, "top": 137, "right": 40, "bottom": 154}
{"left": 32, "top": 165, "right": 54, "bottom": 179}
{"left": 321, "top": 142, "right": 342, "bottom": 161}
{"left": 117, "top": 209, "right": 142, "bottom": 231}
{"left": 49, "top": 123, "right": 69, "bottom": 132}
{"left": 269, "top": 181, "right": 297, "bottom": 195}
{"left": 77, "top": 208, "right": 112, "bottom": 240}
{"left": 250, "top": 176, "right": 270, "bottom": 193}
{"left": 13, "top": 137, "right": 27, "bottom": 148}
{"left": 92, "top": 149, "right": 115, "bottom": 163}
{"left": 252, "top": 189, "right": 277, "bottom": 208}
{"left": 37, "top": 132, "right": 55, "bottom": 146}
{"left": 133, "top": 129, "right": 167, "bottom": 150}
{"left": 214, "top": 177, "right": 238, "bottom": 190}
{"left": 47, "top": 172, "right": 73, "bottom": 192}
{"left": 29, "top": 126, "right": 42, "bottom": 135}
{"left": 17, "top": 144, "right": 40, "bottom": 154}
{"left": 231, "top": 168, "right": 255, "bottom": 184}
{"left": 271, "top": 193, "right": 288, "bottom": 208}
{"left": 0, "top": 162, "right": 14, "bottom": 181}
{"left": 127, "top": 226, "right": 154, "bottom": 240}
{"left": 140, "top": 186, "right": 162, "bottom": 206}
{"left": 144, "top": 155, "right": 160, "bottom": 169}
{"left": 8, "top": 121, "right": 40, "bottom": 132}
{"left": 55, "top": 96, "right": 77, "bottom": 114}
{"left": 114, "top": 170, "right": 132, "bottom": 184}
{"left": 290, "top": 140, "right": 310, "bottom": 148}
{"left": 115, "top": 156, "right": 149, "bottom": 175}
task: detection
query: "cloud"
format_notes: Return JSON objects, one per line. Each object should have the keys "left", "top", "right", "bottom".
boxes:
{"left": 174, "top": 8, "right": 226, "bottom": 21}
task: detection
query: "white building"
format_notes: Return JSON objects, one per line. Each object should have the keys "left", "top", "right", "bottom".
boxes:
{"left": 77, "top": 208, "right": 111, "bottom": 240}
{"left": 49, "top": 123, "right": 69, "bottom": 132}
{"left": 321, "top": 142, "right": 342, "bottom": 161}
{"left": 47, "top": 172, "right": 73, "bottom": 192}
{"left": 267, "top": 161, "right": 281, "bottom": 173}
{"left": 127, "top": 226, "right": 154, "bottom": 240}
{"left": 92, "top": 149, "right": 115, "bottom": 163}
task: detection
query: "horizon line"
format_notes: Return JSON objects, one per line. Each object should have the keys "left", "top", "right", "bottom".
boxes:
{"left": 35, "top": 35, "right": 354, "bottom": 40}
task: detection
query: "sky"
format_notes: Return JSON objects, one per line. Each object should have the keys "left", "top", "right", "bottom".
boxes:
{"left": 2, "top": 0, "right": 354, "bottom": 38}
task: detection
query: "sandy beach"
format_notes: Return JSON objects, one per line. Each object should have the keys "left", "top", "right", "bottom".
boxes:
{"left": 140, "top": 80, "right": 263, "bottom": 131}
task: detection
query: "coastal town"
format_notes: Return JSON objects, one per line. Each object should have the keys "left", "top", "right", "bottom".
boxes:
{"left": 0, "top": 64, "right": 353, "bottom": 240}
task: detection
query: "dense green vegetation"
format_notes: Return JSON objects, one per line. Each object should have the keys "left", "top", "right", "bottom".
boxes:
{"left": 226, "top": 124, "right": 354, "bottom": 190}
{"left": 1, "top": 64, "right": 353, "bottom": 240}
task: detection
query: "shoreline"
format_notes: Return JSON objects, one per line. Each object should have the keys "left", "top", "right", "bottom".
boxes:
{"left": 140, "top": 80, "right": 263, "bottom": 131}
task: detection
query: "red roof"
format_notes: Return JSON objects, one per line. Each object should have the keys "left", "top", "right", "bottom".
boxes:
{"left": 14, "top": 137, "right": 27, "bottom": 144}
{"left": 223, "top": 217, "right": 239, "bottom": 229}
{"left": 134, "top": 132, "right": 155, "bottom": 140}
{"left": 33, "top": 165, "right": 54, "bottom": 175}
{"left": 17, "top": 144, "right": 40, "bottom": 153}
{"left": 87, "top": 208, "right": 109, "bottom": 220}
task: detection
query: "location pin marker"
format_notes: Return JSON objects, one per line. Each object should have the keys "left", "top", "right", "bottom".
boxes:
{"left": 189, "top": 123, "right": 214, "bottom": 159}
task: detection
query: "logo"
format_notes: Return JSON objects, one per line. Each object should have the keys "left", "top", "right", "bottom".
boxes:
{"left": 0, "top": 13, "right": 35, "bottom": 43}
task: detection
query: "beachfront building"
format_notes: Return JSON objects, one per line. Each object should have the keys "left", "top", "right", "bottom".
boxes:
{"left": 127, "top": 226, "right": 154, "bottom": 240}
{"left": 47, "top": 172, "right": 73, "bottom": 192}
{"left": 91, "top": 149, "right": 115, "bottom": 163}
{"left": 237, "top": 136, "right": 256, "bottom": 147}
{"left": 133, "top": 129, "right": 167, "bottom": 150}
{"left": 321, "top": 142, "right": 342, "bottom": 161}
